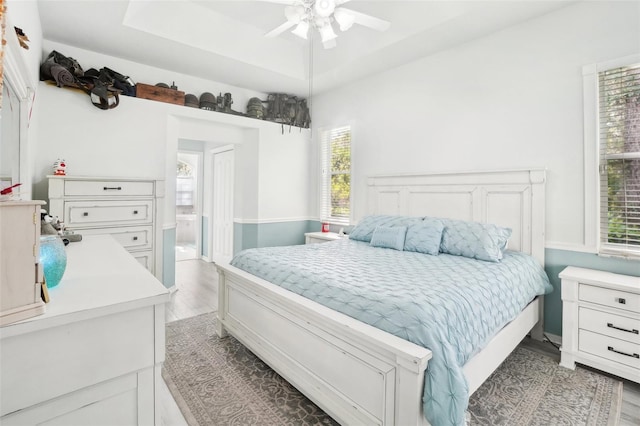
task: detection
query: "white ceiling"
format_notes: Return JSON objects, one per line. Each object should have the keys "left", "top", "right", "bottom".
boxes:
{"left": 37, "top": 0, "right": 575, "bottom": 96}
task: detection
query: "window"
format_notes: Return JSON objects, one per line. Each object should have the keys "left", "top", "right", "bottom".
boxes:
{"left": 598, "top": 62, "right": 640, "bottom": 256}
{"left": 320, "top": 125, "right": 351, "bottom": 224}
{"left": 176, "top": 161, "right": 194, "bottom": 206}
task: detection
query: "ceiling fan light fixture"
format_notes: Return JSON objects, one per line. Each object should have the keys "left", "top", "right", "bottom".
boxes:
{"left": 284, "top": 4, "right": 305, "bottom": 24}
{"left": 314, "top": 0, "right": 336, "bottom": 18}
{"left": 319, "top": 23, "right": 337, "bottom": 43}
{"left": 333, "top": 8, "right": 355, "bottom": 32}
{"left": 291, "top": 20, "right": 309, "bottom": 39}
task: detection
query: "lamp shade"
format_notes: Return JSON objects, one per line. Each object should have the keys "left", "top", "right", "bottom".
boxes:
{"left": 285, "top": 5, "right": 305, "bottom": 23}
{"left": 319, "top": 23, "right": 337, "bottom": 42}
{"left": 333, "top": 8, "right": 355, "bottom": 32}
{"left": 291, "top": 21, "right": 309, "bottom": 39}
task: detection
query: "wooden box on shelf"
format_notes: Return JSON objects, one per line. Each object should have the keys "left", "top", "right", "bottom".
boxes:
{"left": 0, "top": 200, "right": 46, "bottom": 326}
{"left": 136, "top": 83, "right": 185, "bottom": 106}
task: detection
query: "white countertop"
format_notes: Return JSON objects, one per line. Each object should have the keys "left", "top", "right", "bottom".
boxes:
{"left": 1, "top": 235, "right": 170, "bottom": 337}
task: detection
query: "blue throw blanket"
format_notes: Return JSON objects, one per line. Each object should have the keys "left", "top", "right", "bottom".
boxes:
{"left": 231, "top": 239, "right": 552, "bottom": 426}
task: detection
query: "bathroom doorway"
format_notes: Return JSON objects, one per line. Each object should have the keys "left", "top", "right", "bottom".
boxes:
{"left": 176, "top": 151, "right": 203, "bottom": 261}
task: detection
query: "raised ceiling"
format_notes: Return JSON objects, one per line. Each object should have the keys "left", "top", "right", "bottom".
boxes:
{"left": 37, "top": 1, "right": 574, "bottom": 96}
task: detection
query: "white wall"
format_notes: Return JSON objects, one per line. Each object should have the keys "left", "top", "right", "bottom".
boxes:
{"left": 311, "top": 1, "right": 640, "bottom": 250}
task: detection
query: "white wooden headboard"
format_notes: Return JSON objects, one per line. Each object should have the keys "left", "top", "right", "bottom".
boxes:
{"left": 367, "top": 169, "right": 546, "bottom": 265}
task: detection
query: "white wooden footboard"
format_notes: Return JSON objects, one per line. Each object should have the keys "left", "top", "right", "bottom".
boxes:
{"left": 216, "top": 264, "right": 432, "bottom": 426}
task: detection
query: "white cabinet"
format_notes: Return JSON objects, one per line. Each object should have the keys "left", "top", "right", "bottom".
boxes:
{"left": 560, "top": 266, "right": 640, "bottom": 383}
{"left": 48, "top": 176, "right": 164, "bottom": 276}
{"left": 0, "top": 235, "right": 170, "bottom": 425}
{"left": 304, "top": 231, "right": 345, "bottom": 244}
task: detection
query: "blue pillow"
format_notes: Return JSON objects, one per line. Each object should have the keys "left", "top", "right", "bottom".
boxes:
{"left": 440, "top": 219, "right": 511, "bottom": 262}
{"left": 350, "top": 215, "right": 422, "bottom": 243}
{"left": 404, "top": 218, "right": 444, "bottom": 255}
{"left": 370, "top": 226, "right": 407, "bottom": 251}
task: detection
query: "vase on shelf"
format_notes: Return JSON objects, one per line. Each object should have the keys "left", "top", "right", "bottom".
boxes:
{"left": 39, "top": 235, "right": 67, "bottom": 288}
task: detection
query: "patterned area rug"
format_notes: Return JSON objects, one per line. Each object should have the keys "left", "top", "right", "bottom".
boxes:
{"left": 163, "top": 313, "right": 623, "bottom": 426}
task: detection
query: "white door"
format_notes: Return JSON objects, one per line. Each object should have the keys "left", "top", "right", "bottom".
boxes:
{"left": 211, "top": 149, "right": 234, "bottom": 263}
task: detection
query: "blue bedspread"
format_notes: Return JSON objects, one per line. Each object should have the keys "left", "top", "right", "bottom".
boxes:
{"left": 231, "top": 239, "right": 552, "bottom": 426}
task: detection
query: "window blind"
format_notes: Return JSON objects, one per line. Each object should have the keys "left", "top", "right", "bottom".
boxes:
{"left": 320, "top": 126, "right": 351, "bottom": 223}
{"left": 599, "top": 63, "right": 640, "bottom": 254}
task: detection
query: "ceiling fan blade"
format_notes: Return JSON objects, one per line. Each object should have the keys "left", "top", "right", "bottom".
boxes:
{"left": 265, "top": 21, "right": 296, "bottom": 38}
{"left": 335, "top": 0, "right": 351, "bottom": 4}
{"left": 339, "top": 7, "right": 390, "bottom": 32}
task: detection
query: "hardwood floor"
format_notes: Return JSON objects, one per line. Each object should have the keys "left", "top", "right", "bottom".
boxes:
{"left": 161, "top": 259, "right": 218, "bottom": 426}
{"left": 161, "top": 259, "right": 640, "bottom": 426}
{"left": 166, "top": 259, "right": 218, "bottom": 323}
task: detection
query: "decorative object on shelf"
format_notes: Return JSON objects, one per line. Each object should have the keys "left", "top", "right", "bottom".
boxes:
{"left": 199, "top": 92, "right": 217, "bottom": 110}
{"left": 265, "top": 93, "right": 310, "bottom": 128}
{"left": 39, "top": 235, "right": 67, "bottom": 289}
{"left": 246, "top": 97, "right": 266, "bottom": 119}
{"left": 219, "top": 92, "right": 244, "bottom": 116}
{"left": 53, "top": 158, "right": 66, "bottom": 176}
{"left": 40, "top": 51, "right": 124, "bottom": 110}
{"left": 185, "top": 93, "right": 199, "bottom": 108}
{"left": 263, "top": 0, "right": 390, "bottom": 49}
{"left": 136, "top": 82, "right": 185, "bottom": 105}
{"left": 14, "top": 27, "right": 29, "bottom": 50}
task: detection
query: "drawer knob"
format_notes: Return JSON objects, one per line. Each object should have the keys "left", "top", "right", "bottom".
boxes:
{"left": 607, "top": 323, "right": 639, "bottom": 334}
{"left": 83, "top": 212, "right": 89, "bottom": 217}
{"left": 103, "top": 186, "right": 122, "bottom": 191}
{"left": 133, "top": 236, "right": 138, "bottom": 241}
{"left": 616, "top": 297, "right": 626, "bottom": 304}
{"left": 133, "top": 210, "right": 139, "bottom": 215}
{"left": 607, "top": 346, "right": 639, "bottom": 359}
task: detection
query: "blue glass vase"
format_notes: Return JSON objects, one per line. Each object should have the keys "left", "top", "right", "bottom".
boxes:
{"left": 40, "top": 235, "right": 67, "bottom": 288}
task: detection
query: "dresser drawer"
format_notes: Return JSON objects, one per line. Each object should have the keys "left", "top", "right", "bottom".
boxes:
{"left": 64, "top": 200, "right": 153, "bottom": 227}
{"left": 579, "top": 284, "right": 639, "bottom": 314}
{"left": 579, "top": 307, "right": 640, "bottom": 344}
{"left": 579, "top": 329, "right": 640, "bottom": 369}
{"left": 131, "top": 250, "right": 153, "bottom": 271}
{"left": 78, "top": 226, "right": 153, "bottom": 251}
{"left": 64, "top": 180, "right": 154, "bottom": 197}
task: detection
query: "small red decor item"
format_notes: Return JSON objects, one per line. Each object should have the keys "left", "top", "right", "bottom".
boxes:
{"left": 53, "top": 159, "right": 66, "bottom": 176}
{"left": 321, "top": 223, "right": 330, "bottom": 233}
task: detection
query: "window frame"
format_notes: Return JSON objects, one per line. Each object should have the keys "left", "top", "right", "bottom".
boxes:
{"left": 318, "top": 124, "right": 352, "bottom": 225}
{"left": 583, "top": 54, "right": 640, "bottom": 259}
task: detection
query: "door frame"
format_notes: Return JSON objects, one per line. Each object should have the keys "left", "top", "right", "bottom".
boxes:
{"left": 176, "top": 149, "right": 204, "bottom": 260}
{"left": 209, "top": 145, "right": 235, "bottom": 264}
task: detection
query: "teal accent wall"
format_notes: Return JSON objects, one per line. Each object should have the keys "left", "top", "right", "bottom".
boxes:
{"left": 544, "top": 248, "right": 639, "bottom": 336}
{"left": 234, "top": 220, "right": 320, "bottom": 254}
{"left": 201, "top": 216, "right": 208, "bottom": 258}
{"left": 163, "top": 228, "right": 176, "bottom": 289}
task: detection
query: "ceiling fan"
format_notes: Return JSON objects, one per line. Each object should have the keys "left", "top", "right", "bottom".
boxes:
{"left": 259, "top": 0, "right": 391, "bottom": 49}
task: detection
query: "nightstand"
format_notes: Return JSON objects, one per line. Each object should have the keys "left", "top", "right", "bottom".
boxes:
{"left": 305, "top": 232, "right": 344, "bottom": 244}
{"left": 559, "top": 266, "right": 639, "bottom": 383}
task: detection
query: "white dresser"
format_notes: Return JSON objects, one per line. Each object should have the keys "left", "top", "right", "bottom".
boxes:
{"left": 560, "top": 266, "right": 640, "bottom": 383}
{"left": 48, "top": 176, "right": 164, "bottom": 275}
{"left": 0, "top": 235, "right": 170, "bottom": 425}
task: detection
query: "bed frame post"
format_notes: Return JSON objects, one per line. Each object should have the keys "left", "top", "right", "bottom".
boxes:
{"left": 216, "top": 269, "right": 228, "bottom": 338}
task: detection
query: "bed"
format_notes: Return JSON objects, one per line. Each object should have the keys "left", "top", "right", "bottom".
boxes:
{"left": 215, "top": 169, "right": 548, "bottom": 426}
